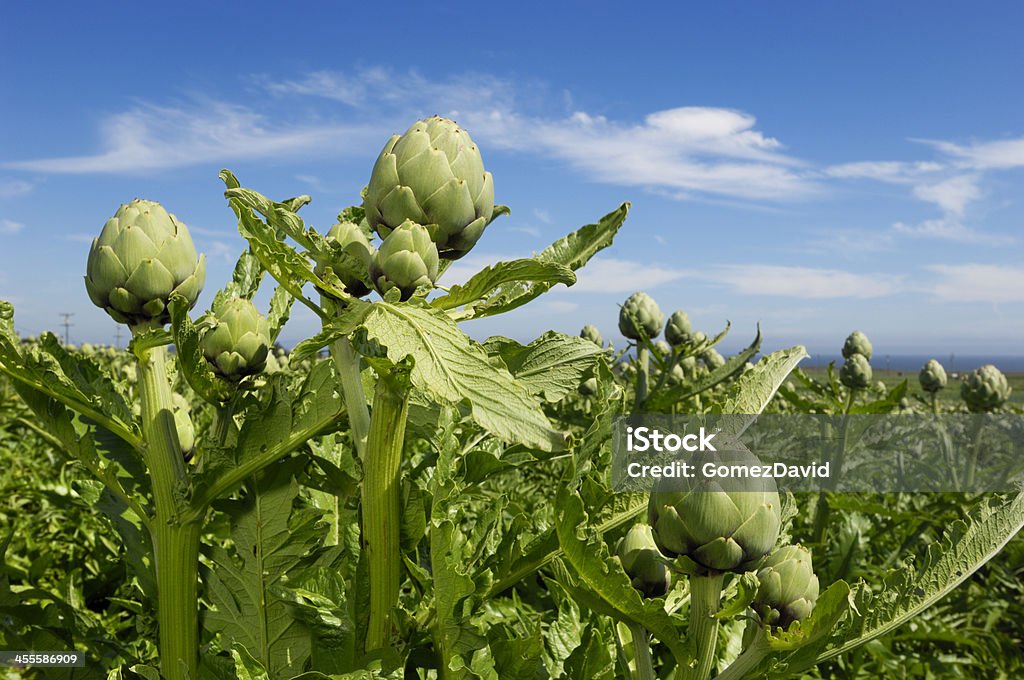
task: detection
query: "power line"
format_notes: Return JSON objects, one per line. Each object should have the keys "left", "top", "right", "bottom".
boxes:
{"left": 59, "top": 313, "right": 74, "bottom": 345}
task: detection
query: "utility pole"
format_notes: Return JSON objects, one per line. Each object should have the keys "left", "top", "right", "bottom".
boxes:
{"left": 59, "top": 313, "right": 74, "bottom": 345}
{"left": 115, "top": 325, "right": 123, "bottom": 348}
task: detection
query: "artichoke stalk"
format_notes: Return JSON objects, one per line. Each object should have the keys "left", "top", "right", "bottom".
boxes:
{"left": 85, "top": 199, "right": 206, "bottom": 327}
{"left": 364, "top": 116, "right": 495, "bottom": 260}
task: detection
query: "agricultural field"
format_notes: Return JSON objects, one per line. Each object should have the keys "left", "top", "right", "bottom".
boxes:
{"left": 0, "top": 116, "right": 1022, "bottom": 680}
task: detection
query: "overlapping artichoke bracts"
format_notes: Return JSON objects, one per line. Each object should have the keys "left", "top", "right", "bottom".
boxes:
{"left": 616, "top": 523, "right": 672, "bottom": 598}
{"left": 85, "top": 199, "right": 206, "bottom": 327}
{"left": 369, "top": 220, "right": 440, "bottom": 300}
{"left": 842, "top": 331, "right": 873, "bottom": 360}
{"left": 619, "top": 292, "right": 664, "bottom": 341}
{"left": 364, "top": 116, "right": 494, "bottom": 260}
{"left": 315, "top": 220, "right": 375, "bottom": 298}
{"left": 840, "top": 353, "right": 872, "bottom": 389}
{"left": 200, "top": 297, "right": 271, "bottom": 380}
{"left": 753, "top": 544, "right": 819, "bottom": 630}
{"left": 664, "top": 310, "right": 693, "bottom": 346}
{"left": 919, "top": 359, "right": 948, "bottom": 393}
{"left": 961, "top": 364, "right": 1011, "bottom": 412}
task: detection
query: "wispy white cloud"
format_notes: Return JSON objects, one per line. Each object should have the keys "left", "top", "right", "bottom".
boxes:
{"left": 0, "top": 179, "right": 34, "bottom": 199}
{"left": 892, "top": 218, "right": 1014, "bottom": 245}
{"left": 698, "top": 264, "right": 903, "bottom": 299}
{"left": 533, "top": 208, "right": 552, "bottom": 224}
{"left": 916, "top": 136, "right": 1024, "bottom": 170}
{"left": 508, "top": 225, "right": 542, "bottom": 238}
{"left": 823, "top": 160, "right": 943, "bottom": 182}
{"left": 926, "top": 264, "right": 1024, "bottom": 303}
{"left": 4, "top": 101, "right": 385, "bottom": 174}
{"left": 570, "top": 257, "right": 686, "bottom": 293}
{"left": 0, "top": 219, "right": 25, "bottom": 235}
{"left": 911, "top": 174, "right": 981, "bottom": 216}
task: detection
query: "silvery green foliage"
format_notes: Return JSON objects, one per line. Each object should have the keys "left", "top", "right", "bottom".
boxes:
{"left": 840, "top": 353, "right": 872, "bottom": 390}
{"left": 85, "top": 199, "right": 206, "bottom": 327}
{"left": 580, "top": 324, "right": 603, "bottom": 348}
{"left": 368, "top": 220, "right": 440, "bottom": 300}
{"left": 364, "top": 116, "right": 495, "bottom": 260}
{"left": 842, "top": 331, "right": 873, "bottom": 360}
{"left": 753, "top": 544, "right": 819, "bottom": 629}
{"left": 200, "top": 297, "right": 271, "bottom": 380}
{"left": 648, "top": 455, "right": 781, "bottom": 572}
{"left": 961, "top": 364, "right": 1011, "bottom": 412}
{"left": 315, "top": 220, "right": 374, "bottom": 298}
{"left": 615, "top": 523, "right": 672, "bottom": 598}
{"left": 919, "top": 359, "right": 947, "bottom": 393}
{"left": 618, "top": 292, "right": 664, "bottom": 340}
{"left": 664, "top": 310, "right": 693, "bottom": 346}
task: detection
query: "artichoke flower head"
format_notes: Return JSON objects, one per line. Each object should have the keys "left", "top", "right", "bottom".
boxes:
{"left": 753, "top": 544, "right": 819, "bottom": 629}
{"left": 364, "top": 116, "right": 495, "bottom": 260}
{"left": 85, "top": 199, "right": 206, "bottom": 327}
{"left": 200, "top": 297, "right": 271, "bottom": 380}
{"left": 369, "top": 220, "right": 440, "bottom": 300}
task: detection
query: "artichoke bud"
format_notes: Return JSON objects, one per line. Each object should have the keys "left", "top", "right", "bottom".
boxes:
{"left": 655, "top": 340, "right": 671, "bottom": 356}
{"left": 961, "top": 364, "right": 1011, "bottom": 413}
{"left": 648, "top": 451, "right": 781, "bottom": 573}
{"left": 580, "top": 324, "right": 604, "bottom": 348}
{"left": 667, "top": 363, "right": 686, "bottom": 386}
{"left": 85, "top": 199, "right": 206, "bottom": 328}
{"left": 680, "top": 356, "right": 697, "bottom": 374}
{"left": 364, "top": 116, "right": 495, "bottom": 260}
{"left": 369, "top": 220, "right": 440, "bottom": 300}
{"left": 171, "top": 393, "right": 195, "bottom": 457}
{"left": 840, "top": 353, "right": 872, "bottom": 390}
{"left": 615, "top": 523, "right": 672, "bottom": 598}
{"left": 753, "top": 544, "right": 819, "bottom": 629}
{"left": 619, "top": 292, "right": 664, "bottom": 341}
{"left": 664, "top": 310, "right": 693, "bottom": 346}
{"left": 200, "top": 297, "right": 271, "bottom": 380}
{"left": 579, "top": 377, "right": 598, "bottom": 396}
{"left": 841, "top": 331, "right": 873, "bottom": 360}
{"left": 315, "top": 220, "right": 375, "bottom": 298}
{"left": 702, "top": 348, "right": 725, "bottom": 370}
{"left": 919, "top": 359, "right": 947, "bottom": 393}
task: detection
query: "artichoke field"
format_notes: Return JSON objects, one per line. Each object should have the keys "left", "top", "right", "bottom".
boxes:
{"left": 1, "top": 116, "right": 1023, "bottom": 680}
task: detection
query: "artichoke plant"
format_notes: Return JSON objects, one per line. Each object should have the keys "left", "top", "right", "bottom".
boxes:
{"left": 655, "top": 340, "right": 672, "bottom": 356}
{"left": 840, "top": 353, "right": 872, "bottom": 390}
{"left": 580, "top": 324, "right": 603, "bottom": 348}
{"left": 664, "top": 310, "right": 693, "bottom": 346}
{"left": 619, "top": 292, "right": 664, "bottom": 341}
{"left": 172, "top": 393, "right": 195, "bottom": 457}
{"left": 364, "top": 116, "right": 495, "bottom": 260}
{"left": 85, "top": 199, "right": 206, "bottom": 327}
{"left": 615, "top": 524, "right": 672, "bottom": 598}
{"left": 702, "top": 348, "right": 726, "bottom": 370}
{"left": 753, "top": 544, "right": 819, "bottom": 630}
{"left": 315, "top": 220, "right": 375, "bottom": 298}
{"left": 369, "top": 220, "right": 440, "bottom": 300}
{"left": 961, "top": 364, "right": 1011, "bottom": 413}
{"left": 919, "top": 359, "right": 947, "bottom": 393}
{"left": 841, "top": 331, "right": 873, "bottom": 360}
{"left": 648, "top": 456, "right": 781, "bottom": 572}
{"left": 200, "top": 297, "right": 271, "bottom": 380}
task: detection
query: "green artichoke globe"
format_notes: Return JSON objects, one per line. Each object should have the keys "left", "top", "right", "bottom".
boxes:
{"left": 702, "top": 348, "right": 726, "bottom": 370}
{"left": 619, "top": 292, "right": 664, "bottom": 341}
{"left": 648, "top": 453, "right": 781, "bottom": 573}
{"left": 753, "top": 544, "right": 819, "bottom": 629}
{"left": 615, "top": 524, "right": 672, "bottom": 598}
{"left": 364, "top": 116, "right": 495, "bottom": 260}
{"left": 655, "top": 340, "right": 672, "bottom": 356}
{"left": 200, "top": 297, "right": 271, "bottom": 380}
{"left": 841, "top": 331, "right": 873, "bottom": 360}
{"left": 172, "top": 393, "right": 196, "bottom": 457}
{"left": 961, "top": 364, "right": 1011, "bottom": 413}
{"left": 315, "top": 220, "right": 375, "bottom": 298}
{"left": 919, "top": 359, "right": 947, "bottom": 393}
{"left": 369, "top": 220, "right": 440, "bottom": 300}
{"left": 664, "top": 310, "right": 693, "bottom": 346}
{"left": 580, "top": 324, "right": 604, "bottom": 348}
{"left": 840, "top": 353, "right": 872, "bottom": 390}
{"left": 85, "top": 199, "right": 206, "bottom": 327}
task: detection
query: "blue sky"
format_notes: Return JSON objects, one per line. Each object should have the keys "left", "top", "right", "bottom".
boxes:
{"left": 2, "top": 2, "right": 1023, "bottom": 358}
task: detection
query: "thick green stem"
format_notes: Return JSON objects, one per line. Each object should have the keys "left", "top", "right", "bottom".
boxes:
{"left": 628, "top": 622, "right": 656, "bottom": 680}
{"left": 687, "top": 572, "right": 725, "bottom": 680}
{"left": 712, "top": 627, "right": 769, "bottom": 680}
{"left": 333, "top": 337, "right": 371, "bottom": 459}
{"left": 135, "top": 337, "right": 199, "bottom": 679}
{"left": 811, "top": 391, "right": 855, "bottom": 545}
{"left": 363, "top": 371, "right": 410, "bottom": 652}
{"left": 963, "top": 416, "right": 985, "bottom": 490}
{"left": 636, "top": 346, "right": 650, "bottom": 408}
